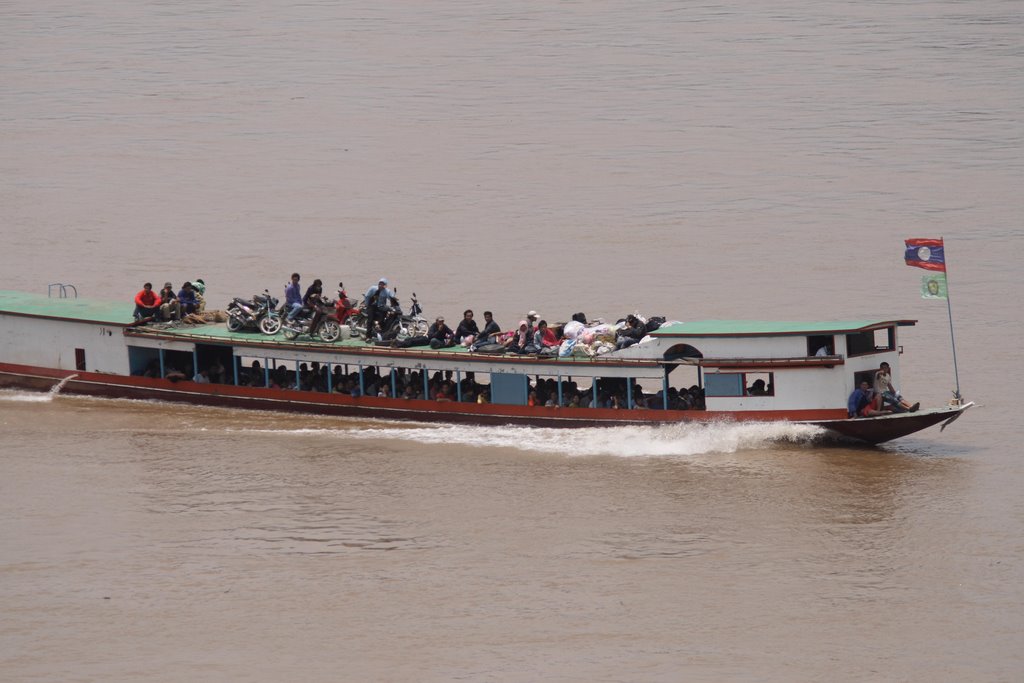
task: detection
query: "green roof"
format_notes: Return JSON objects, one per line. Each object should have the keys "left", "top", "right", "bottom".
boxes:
{"left": 0, "top": 290, "right": 135, "bottom": 325}
{"left": 653, "top": 319, "right": 915, "bottom": 337}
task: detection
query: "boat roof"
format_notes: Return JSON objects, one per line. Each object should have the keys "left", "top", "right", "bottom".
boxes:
{"left": 0, "top": 290, "right": 916, "bottom": 341}
{"left": 0, "top": 290, "right": 134, "bottom": 325}
{"left": 653, "top": 319, "right": 916, "bottom": 337}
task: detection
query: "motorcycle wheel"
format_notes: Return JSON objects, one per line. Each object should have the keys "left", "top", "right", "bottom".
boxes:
{"left": 227, "top": 316, "right": 244, "bottom": 332}
{"left": 259, "top": 314, "right": 282, "bottom": 335}
{"left": 319, "top": 320, "right": 341, "bottom": 343}
{"left": 283, "top": 327, "right": 299, "bottom": 341}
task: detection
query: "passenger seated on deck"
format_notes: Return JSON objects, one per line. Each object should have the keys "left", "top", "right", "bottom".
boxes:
{"left": 427, "top": 316, "right": 455, "bottom": 349}
{"left": 614, "top": 315, "right": 646, "bottom": 350}
{"left": 535, "top": 320, "right": 559, "bottom": 349}
{"left": 478, "top": 311, "right": 500, "bottom": 343}
{"left": 285, "top": 273, "right": 302, "bottom": 320}
{"left": 503, "top": 320, "right": 534, "bottom": 354}
{"left": 874, "top": 362, "right": 919, "bottom": 413}
{"left": 192, "top": 279, "right": 206, "bottom": 312}
{"left": 158, "top": 282, "right": 180, "bottom": 321}
{"left": 455, "top": 309, "right": 479, "bottom": 346}
{"left": 848, "top": 381, "right": 890, "bottom": 418}
{"left": 178, "top": 282, "right": 199, "bottom": 316}
{"left": 133, "top": 283, "right": 162, "bottom": 321}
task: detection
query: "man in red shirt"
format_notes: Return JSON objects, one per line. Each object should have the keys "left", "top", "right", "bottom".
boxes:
{"left": 133, "top": 282, "right": 162, "bottom": 321}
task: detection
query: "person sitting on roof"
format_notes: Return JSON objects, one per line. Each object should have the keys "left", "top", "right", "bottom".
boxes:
{"left": 614, "top": 315, "right": 646, "bottom": 350}
{"left": 469, "top": 311, "right": 501, "bottom": 350}
{"left": 133, "top": 282, "right": 162, "bottom": 321}
{"left": 535, "top": 320, "right": 559, "bottom": 349}
{"left": 455, "top": 309, "right": 479, "bottom": 346}
{"left": 178, "top": 282, "right": 199, "bottom": 316}
{"left": 158, "top": 282, "right": 180, "bottom": 321}
{"left": 503, "top": 320, "right": 535, "bottom": 354}
{"left": 284, "top": 273, "right": 302, "bottom": 320}
{"left": 192, "top": 278, "right": 206, "bottom": 312}
{"left": 427, "top": 316, "right": 455, "bottom": 349}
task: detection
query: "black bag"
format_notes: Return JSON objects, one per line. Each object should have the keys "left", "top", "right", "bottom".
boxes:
{"left": 645, "top": 316, "right": 666, "bottom": 333}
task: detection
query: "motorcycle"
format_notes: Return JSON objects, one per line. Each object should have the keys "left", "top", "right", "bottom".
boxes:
{"left": 334, "top": 282, "right": 360, "bottom": 324}
{"left": 226, "top": 289, "right": 282, "bottom": 335}
{"left": 348, "top": 291, "right": 428, "bottom": 342}
{"left": 280, "top": 295, "right": 342, "bottom": 342}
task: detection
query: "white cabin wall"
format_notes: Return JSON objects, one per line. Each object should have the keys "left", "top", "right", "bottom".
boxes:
{"left": 704, "top": 366, "right": 850, "bottom": 412}
{"left": 0, "top": 314, "right": 130, "bottom": 373}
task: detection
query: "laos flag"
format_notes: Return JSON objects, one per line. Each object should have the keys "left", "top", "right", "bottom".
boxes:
{"left": 905, "top": 238, "right": 946, "bottom": 272}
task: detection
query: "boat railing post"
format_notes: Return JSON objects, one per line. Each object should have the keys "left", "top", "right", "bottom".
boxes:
{"left": 159, "top": 349, "right": 165, "bottom": 379}
{"left": 557, "top": 373, "right": 563, "bottom": 407}
{"left": 358, "top": 364, "right": 365, "bottom": 396}
{"left": 391, "top": 368, "right": 397, "bottom": 398}
{"left": 423, "top": 369, "right": 429, "bottom": 399}
{"left": 627, "top": 378, "right": 634, "bottom": 410}
{"left": 326, "top": 363, "right": 333, "bottom": 393}
{"left": 233, "top": 355, "right": 239, "bottom": 386}
{"left": 455, "top": 370, "right": 461, "bottom": 402}
{"left": 663, "top": 375, "right": 669, "bottom": 410}
{"left": 593, "top": 378, "right": 598, "bottom": 409}
{"left": 295, "top": 361, "right": 300, "bottom": 391}
{"left": 193, "top": 349, "right": 199, "bottom": 381}
{"left": 264, "top": 358, "right": 270, "bottom": 387}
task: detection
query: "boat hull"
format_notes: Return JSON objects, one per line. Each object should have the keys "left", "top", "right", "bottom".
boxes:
{"left": 0, "top": 362, "right": 966, "bottom": 443}
{"left": 807, "top": 404, "right": 973, "bottom": 445}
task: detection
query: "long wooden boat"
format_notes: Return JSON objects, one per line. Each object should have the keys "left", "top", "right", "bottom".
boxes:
{"left": 0, "top": 290, "right": 971, "bottom": 444}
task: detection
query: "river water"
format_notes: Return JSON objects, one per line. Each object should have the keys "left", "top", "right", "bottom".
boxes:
{"left": 2, "top": 1, "right": 1022, "bottom": 680}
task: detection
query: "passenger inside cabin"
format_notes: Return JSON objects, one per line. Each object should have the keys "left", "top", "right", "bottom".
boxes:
{"left": 747, "top": 379, "right": 768, "bottom": 396}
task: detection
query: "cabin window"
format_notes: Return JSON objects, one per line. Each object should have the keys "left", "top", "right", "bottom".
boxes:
{"left": 807, "top": 335, "right": 834, "bottom": 356}
{"left": 74, "top": 348, "right": 86, "bottom": 371}
{"left": 705, "top": 372, "right": 774, "bottom": 397}
{"left": 846, "top": 327, "right": 895, "bottom": 357}
{"left": 705, "top": 373, "right": 744, "bottom": 397}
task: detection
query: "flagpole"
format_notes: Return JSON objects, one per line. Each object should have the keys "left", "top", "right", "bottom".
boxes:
{"left": 942, "top": 236, "right": 962, "bottom": 403}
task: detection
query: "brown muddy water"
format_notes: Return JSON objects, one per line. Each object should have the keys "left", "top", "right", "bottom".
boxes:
{"left": 2, "top": 1, "right": 1022, "bottom": 680}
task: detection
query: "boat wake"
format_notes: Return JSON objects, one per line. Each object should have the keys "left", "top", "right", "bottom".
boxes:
{"left": 339, "top": 420, "right": 827, "bottom": 457}
{"left": 0, "top": 389, "right": 56, "bottom": 403}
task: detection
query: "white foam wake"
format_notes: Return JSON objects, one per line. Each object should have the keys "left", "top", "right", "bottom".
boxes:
{"left": 0, "top": 389, "right": 54, "bottom": 403}
{"left": 340, "top": 420, "right": 826, "bottom": 457}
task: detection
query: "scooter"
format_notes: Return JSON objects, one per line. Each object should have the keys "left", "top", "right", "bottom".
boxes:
{"left": 334, "top": 282, "right": 360, "bottom": 324}
{"left": 226, "top": 289, "right": 282, "bottom": 335}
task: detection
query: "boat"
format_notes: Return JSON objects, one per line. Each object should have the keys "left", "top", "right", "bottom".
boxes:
{"left": 0, "top": 289, "right": 972, "bottom": 445}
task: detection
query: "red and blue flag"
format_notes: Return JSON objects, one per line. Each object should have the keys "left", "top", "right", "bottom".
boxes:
{"left": 904, "top": 238, "right": 946, "bottom": 272}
